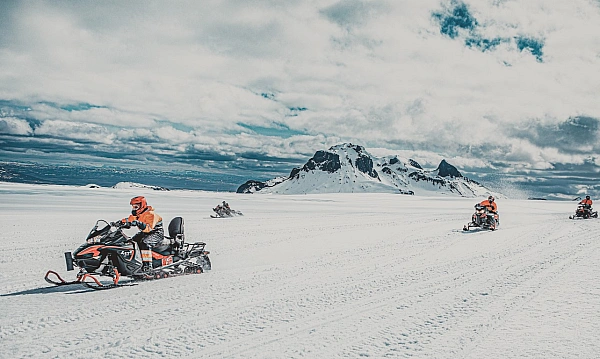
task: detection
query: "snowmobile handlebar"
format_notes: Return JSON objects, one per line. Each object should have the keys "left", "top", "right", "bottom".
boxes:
{"left": 110, "top": 221, "right": 130, "bottom": 229}
{"left": 110, "top": 220, "right": 142, "bottom": 230}
{"left": 105, "top": 221, "right": 134, "bottom": 241}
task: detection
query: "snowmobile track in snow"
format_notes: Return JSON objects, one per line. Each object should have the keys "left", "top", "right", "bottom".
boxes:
{"left": 1, "top": 186, "right": 599, "bottom": 358}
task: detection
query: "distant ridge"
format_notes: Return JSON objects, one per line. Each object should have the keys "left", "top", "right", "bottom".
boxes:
{"left": 238, "top": 143, "right": 497, "bottom": 197}
{"left": 85, "top": 182, "right": 170, "bottom": 190}
{"left": 111, "top": 182, "right": 170, "bottom": 191}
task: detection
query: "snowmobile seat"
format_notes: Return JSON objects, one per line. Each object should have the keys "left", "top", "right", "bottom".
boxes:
{"left": 167, "top": 217, "right": 185, "bottom": 249}
{"left": 167, "top": 217, "right": 184, "bottom": 240}
{"left": 153, "top": 238, "right": 174, "bottom": 255}
{"left": 152, "top": 217, "right": 185, "bottom": 254}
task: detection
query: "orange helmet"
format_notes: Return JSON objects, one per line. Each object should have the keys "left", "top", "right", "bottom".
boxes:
{"left": 130, "top": 196, "right": 148, "bottom": 215}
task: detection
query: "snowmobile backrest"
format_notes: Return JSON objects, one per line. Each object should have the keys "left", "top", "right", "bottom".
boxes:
{"left": 167, "top": 217, "right": 184, "bottom": 240}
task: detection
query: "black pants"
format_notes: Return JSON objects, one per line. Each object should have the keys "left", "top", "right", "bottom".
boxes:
{"left": 132, "top": 233, "right": 151, "bottom": 251}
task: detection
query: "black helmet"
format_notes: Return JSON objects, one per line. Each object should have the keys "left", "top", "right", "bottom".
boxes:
{"left": 488, "top": 195, "right": 495, "bottom": 202}
{"left": 586, "top": 195, "right": 590, "bottom": 199}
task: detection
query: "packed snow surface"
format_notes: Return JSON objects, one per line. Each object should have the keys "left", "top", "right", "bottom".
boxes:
{"left": 1, "top": 182, "right": 598, "bottom": 358}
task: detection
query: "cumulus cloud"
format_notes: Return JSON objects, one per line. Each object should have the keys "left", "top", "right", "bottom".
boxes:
{"left": 507, "top": 116, "right": 600, "bottom": 154}
{"left": 0, "top": 117, "right": 33, "bottom": 135}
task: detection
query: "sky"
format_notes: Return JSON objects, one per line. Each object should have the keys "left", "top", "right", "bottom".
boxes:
{"left": 0, "top": 0, "right": 599, "bottom": 198}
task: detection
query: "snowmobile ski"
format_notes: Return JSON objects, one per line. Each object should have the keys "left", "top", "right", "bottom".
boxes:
{"left": 44, "top": 270, "right": 83, "bottom": 286}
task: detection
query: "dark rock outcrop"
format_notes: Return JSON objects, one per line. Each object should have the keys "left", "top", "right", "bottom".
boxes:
{"left": 355, "top": 155, "right": 379, "bottom": 179}
{"left": 237, "top": 180, "right": 267, "bottom": 193}
{"left": 436, "top": 159, "right": 462, "bottom": 178}
{"left": 409, "top": 172, "right": 447, "bottom": 186}
{"left": 409, "top": 159, "right": 422, "bottom": 169}
{"left": 290, "top": 150, "right": 341, "bottom": 179}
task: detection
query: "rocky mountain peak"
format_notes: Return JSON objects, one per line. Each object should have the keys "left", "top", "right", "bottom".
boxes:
{"left": 436, "top": 159, "right": 462, "bottom": 178}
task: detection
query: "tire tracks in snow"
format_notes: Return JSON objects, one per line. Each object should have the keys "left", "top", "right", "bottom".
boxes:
{"left": 195, "top": 215, "right": 596, "bottom": 358}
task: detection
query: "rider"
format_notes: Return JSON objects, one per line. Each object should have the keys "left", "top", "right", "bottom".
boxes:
{"left": 213, "top": 203, "right": 224, "bottom": 216}
{"left": 479, "top": 195, "right": 498, "bottom": 225}
{"left": 480, "top": 195, "right": 498, "bottom": 213}
{"left": 222, "top": 201, "right": 231, "bottom": 215}
{"left": 579, "top": 195, "right": 593, "bottom": 209}
{"left": 120, "top": 196, "right": 164, "bottom": 273}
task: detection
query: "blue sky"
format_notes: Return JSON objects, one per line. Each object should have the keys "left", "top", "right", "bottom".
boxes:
{"left": 0, "top": 0, "right": 599, "bottom": 198}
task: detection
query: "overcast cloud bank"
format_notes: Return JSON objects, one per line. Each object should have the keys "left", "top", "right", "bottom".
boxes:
{"left": 0, "top": 0, "right": 599, "bottom": 198}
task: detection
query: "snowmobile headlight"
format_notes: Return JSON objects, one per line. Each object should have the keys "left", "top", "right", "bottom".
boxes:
{"left": 87, "top": 234, "right": 102, "bottom": 243}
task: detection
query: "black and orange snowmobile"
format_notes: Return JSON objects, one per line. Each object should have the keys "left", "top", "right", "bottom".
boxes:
{"left": 569, "top": 204, "right": 598, "bottom": 219}
{"left": 463, "top": 204, "right": 499, "bottom": 231}
{"left": 45, "top": 217, "right": 211, "bottom": 290}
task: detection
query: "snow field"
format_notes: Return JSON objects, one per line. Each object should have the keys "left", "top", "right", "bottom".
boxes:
{"left": 0, "top": 183, "right": 598, "bottom": 358}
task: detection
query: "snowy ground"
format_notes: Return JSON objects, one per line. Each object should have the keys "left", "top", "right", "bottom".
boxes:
{"left": 1, "top": 182, "right": 599, "bottom": 359}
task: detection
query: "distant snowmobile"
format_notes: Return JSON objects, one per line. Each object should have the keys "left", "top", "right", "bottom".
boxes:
{"left": 211, "top": 201, "right": 243, "bottom": 218}
{"left": 463, "top": 204, "right": 499, "bottom": 231}
{"left": 45, "top": 217, "right": 211, "bottom": 290}
{"left": 569, "top": 204, "right": 598, "bottom": 219}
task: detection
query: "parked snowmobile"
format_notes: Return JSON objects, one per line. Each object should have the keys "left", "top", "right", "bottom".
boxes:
{"left": 45, "top": 217, "right": 211, "bottom": 290}
{"left": 569, "top": 204, "right": 598, "bottom": 219}
{"left": 463, "top": 204, "right": 499, "bottom": 231}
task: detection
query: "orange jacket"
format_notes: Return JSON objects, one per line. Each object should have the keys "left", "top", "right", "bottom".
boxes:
{"left": 579, "top": 199, "right": 592, "bottom": 206}
{"left": 122, "top": 206, "right": 162, "bottom": 233}
{"left": 479, "top": 200, "right": 497, "bottom": 213}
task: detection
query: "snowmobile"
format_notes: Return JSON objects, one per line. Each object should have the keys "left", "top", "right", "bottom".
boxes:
{"left": 569, "top": 204, "right": 598, "bottom": 219}
{"left": 44, "top": 217, "right": 211, "bottom": 290}
{"left": 211, "top": 206, "right": 243, "bottom": 218}
{"left": 463, "top": 204, "right": 499, "bottom": 231}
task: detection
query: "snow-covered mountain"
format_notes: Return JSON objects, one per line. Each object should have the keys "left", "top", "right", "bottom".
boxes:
{"left": 238, "top": 143, "right": 496, "bottom": 197}
{"left": 111, "top": 182, "right": 169, "bottom": 191}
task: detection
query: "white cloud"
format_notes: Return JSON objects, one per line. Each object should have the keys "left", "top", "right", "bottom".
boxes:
{"left": 0, "top": 117, "right": 32, "bottom": 135}
{"left": 35, "top": 120, "right": 115, "bottom": 144}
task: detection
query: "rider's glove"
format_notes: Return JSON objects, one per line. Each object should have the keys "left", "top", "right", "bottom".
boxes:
{"left": 130, "top": 220, "right": 146, "bottom": 230}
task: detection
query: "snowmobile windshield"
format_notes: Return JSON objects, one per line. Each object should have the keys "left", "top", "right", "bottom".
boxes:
{"left": 86, "top": 220, "right": 111, "bottom": 243}
{"left": 474, "top": 204, "right": 487, "bottom": 214}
